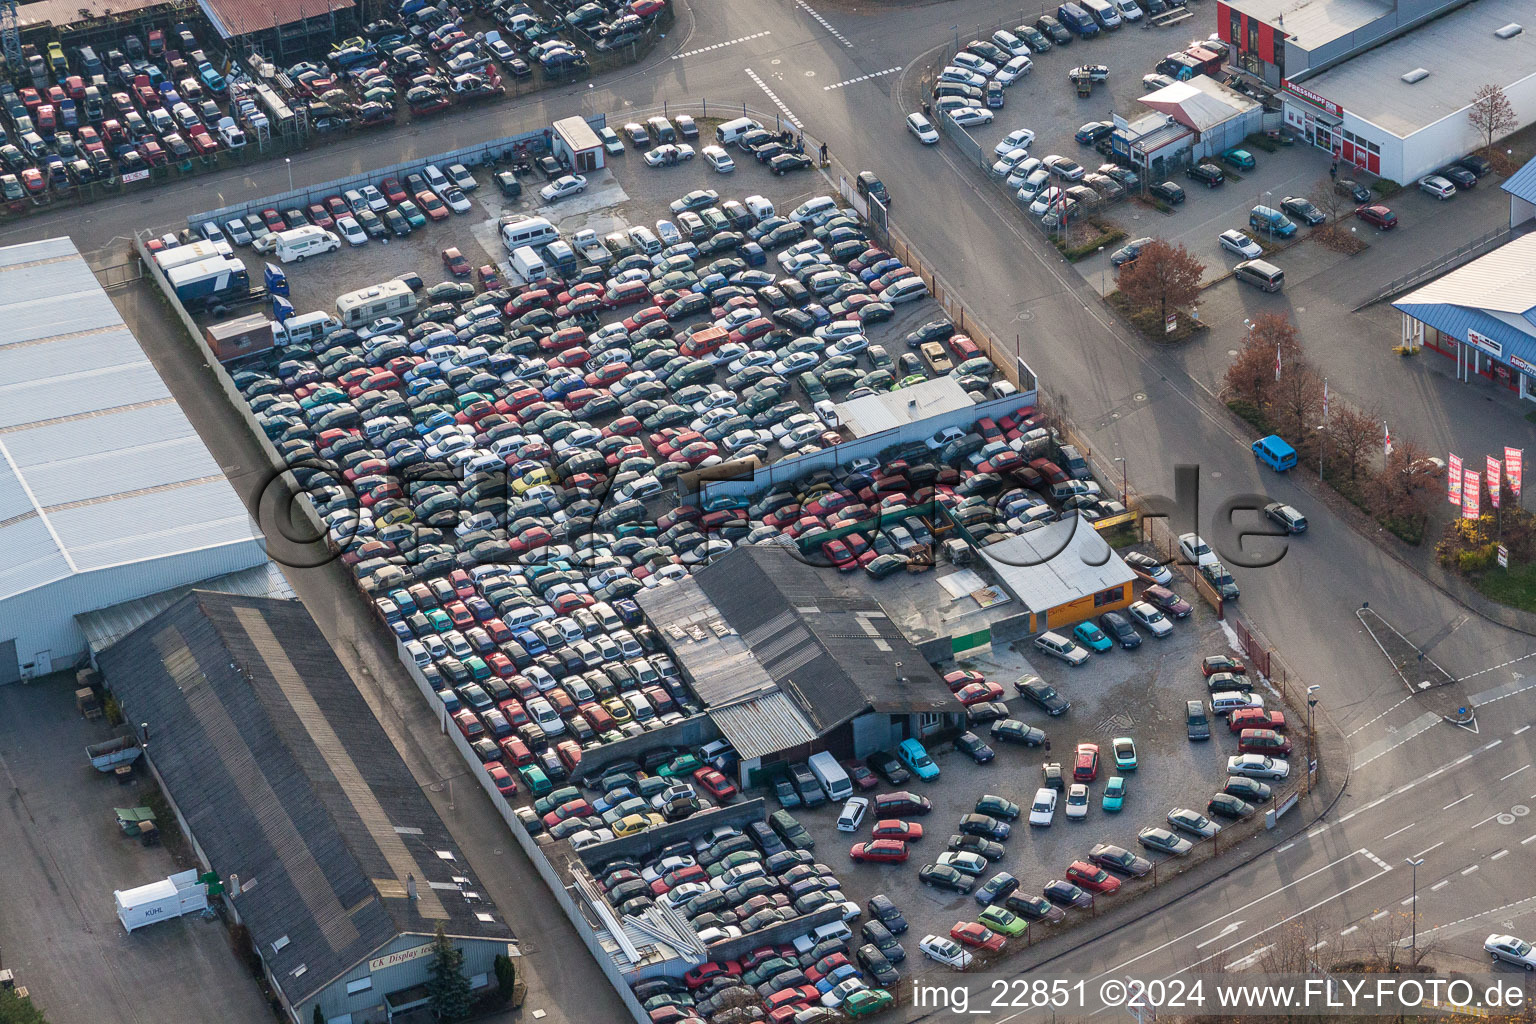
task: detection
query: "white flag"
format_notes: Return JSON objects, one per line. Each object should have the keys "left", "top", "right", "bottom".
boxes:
{"left": 1383, "top": 422, "right": 1392, "bottom": 456}
{"left": 1322, "top": 378, "right": 1329, "bottom": 420}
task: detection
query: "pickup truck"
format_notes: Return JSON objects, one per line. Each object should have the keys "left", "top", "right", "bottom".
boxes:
{"left": 571, "top": 228, "right": 613, "bottom": 266}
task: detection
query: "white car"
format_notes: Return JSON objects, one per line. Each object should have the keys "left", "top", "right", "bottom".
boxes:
{"left": 1028, "top": 787, "right": 1057, "bottom": 826}
{"left": 907, "top": 112, "right": 940, "bottom": 144}
{"left": 655, "top": 219, "right": 682, "bottom": 246}
{"left": 359, "top": 184, "right": 389, "bottom": 211}
{"left": 920, "top": 934, "right": 974, "bottom": 970}
{"left": 950, "top": 106, "right": 994, "bottom": 127}
{"left": 995, "top": 128, "right": 1037, "bottom": 155}
{"left": 599, "top": 126, "right": 624, "bottom": 154}
{"left": 1042, "top": 154, "right": 1085, "bottom": 180}
{"left": 1219, "top": 229, "right": 1263, "bottom": 258}
{"left": 813, "top": 400, "right": 841, "bottom": 429}
{"left": 881, "top": 278, "right": 929, "bottom": 304}
{"left": 1485, "top": 934, "right": 1536, "bottom": 970}
{"left": 992, "top": 29, "right": 1031, "bottom": 56}
{"left": 836, "top": 796, "right": 870, "bottom": 832}
{"left": 1178, "top": 532, "right": 1219, "bottom": 566}
{"left": 1128, "top": 600, "right": 1173, "bottom": 638}
{"left": 995, "top": 55, "right": 1033, "bottom": 85}
{"left": 991, "top": 147, "right": 1030, "bottom": 178}
{"left": 336, "top": 215, "right": 367, "bottom": 245}
{"left": 442, "top": 187, "right": 473, "bottom": 213}
{"left": 643, "top": 143, "right": 695, "bottom": 166}
{"left": 827, "top": 334, "right": 869, "bottom": 357}
{"left": 952, "top": 51, "right": 998, "bottom": 76}
{"left": 1005, "top": 157, "right": 1043, "bottom": 189}
{"left": 446, "top": 163, "right": 478, "bottom": 190}
{"left": 1016, "top": 169, "right": 1052, "bottom": 202}
{"left": 1033, "top": 630, "right": 1089, "bottom": 666}
{"left": 1065, "top": 784, "right": 1089, "bottom": 820}
{"left": 539, "top": 174, "right": 588, "bottom": 201}
{"left": 701, "top": 145, "right": 735, "bottom": 172}
{"left": 1227, "top": 754, "right": 1290, "bottom": 779}
{"left": 938, "top": 66, "right": 988, "bottom": 89}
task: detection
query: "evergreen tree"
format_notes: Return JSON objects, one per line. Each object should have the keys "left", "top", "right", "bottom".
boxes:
{"left": 425, "top": 925, "right": 472, "bottom": 1022}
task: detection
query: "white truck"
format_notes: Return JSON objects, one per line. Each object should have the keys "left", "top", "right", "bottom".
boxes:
{"left": 570, "top": 228, "right": 612, "bottom": 266}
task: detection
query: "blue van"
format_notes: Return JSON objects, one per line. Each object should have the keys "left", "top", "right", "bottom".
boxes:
{"left": 1252, "top": 434, "right": 1298, "bottom": 471}
{"left": 1057, "top": 3, "right": 1101, "bottom": 36}
{"left": 1249, "top": 205, "right": 1297, "bottom": 238}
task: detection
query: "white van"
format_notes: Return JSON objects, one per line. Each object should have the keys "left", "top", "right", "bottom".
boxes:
{"left": 789, "top": 195, "right": 839, "bottom": 224}
{"left": 808, "top": 751, "right": 853, "bottom": 801}
{"left": 1114, "top": 0, "right": 1143, "bottom": 20}
{"left": 500, "top": 216, "right": 559, "bottom": 253}
{"left": 715, "top": 116, "right": 763, "bottom": 146}
{"left": 744, "top": 195, "right": 775, "bottom": 221}
{"left": 275, "top": 225, "right": 341, "bottom": 264}
{"left": 336, "top": 279, "right": 418, "bottom": 327}
{"left": 273, "top": 310, "right": 341, "bottom": 347}
{"left": 1081, "top": 0, "right": 1122, "bottom": 27}
{"left": 511, "top": 245, "right": 549, "bottom": 281}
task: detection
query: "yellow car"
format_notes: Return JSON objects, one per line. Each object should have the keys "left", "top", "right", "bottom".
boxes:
{"left": 378, "top": 505, "right": 416, "bottom": 526}
{"left": 46, "top": 42, "right": 66, "bottom": 71}
{"left": 512, "top": 467, "right": 556, "bottom": 494}
{"left": 612, "top": 812, "right": 664, "bottom": 838}
{"left": 603, "top": 697, "right": 634, "bottom": 725}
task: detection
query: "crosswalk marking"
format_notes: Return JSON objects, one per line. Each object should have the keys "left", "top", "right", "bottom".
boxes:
{"left": 796, "top": 0, "right": 853, "bottom": 46}
{"left": 823, "top": 66, "right": 903, "bottom": 91}
{"left": 671, "top": 31, "right": 770, "bottom": 60}
{"left": 743, "top": 68, "right": 803, "bottom": 129}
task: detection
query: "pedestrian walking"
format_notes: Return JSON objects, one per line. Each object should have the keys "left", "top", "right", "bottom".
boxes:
{"left": 819, "top": 141, "right": 829, "bottom": 167}
{"left": 1329, "top": 161, "right": 1337, "bottom": 178}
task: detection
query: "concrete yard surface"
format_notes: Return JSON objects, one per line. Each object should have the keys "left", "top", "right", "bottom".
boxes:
{"left": 0, "top": 676, "right": 270, "bottom": 1024}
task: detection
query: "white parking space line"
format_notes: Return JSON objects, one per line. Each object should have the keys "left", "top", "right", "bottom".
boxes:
{"left": 1310, "top": 940, "right": 1329, "bottom": 951}
{"left": 1500, "top": 764, "right": 1530, "bottom": 781}
{"left": 1523, "top": 834, "right": 1536, "bottom": 845}
{"left": 1412, "top": 841, "right": 1445, "bottom": 858}
{"left": 1371, "top": 910, "right": 1391, "bottom": 921}
{"left": 795, "top": 0, "right": 853, "bottom": 46}
{"left": 1515, "top": 725, "right": 1531, "bottom": 735}
{"left": 1275, "top": 842, "right": 1295, "bottom": 853}
{"left": 1431, "top": 880, "right": 1449, "bottom": 891}
{"left": 742, "top": 68, "right": 803, "bottom": 129}
{"left": 671, "top": 31, "right": 771, "bottom": 60}
{"left": 1400, "top": 895, "right": 1417, "bottom": 905}
{"left": 823, "top": 66, "right": 902, "bottom": 91}
{"left": 1383, "top": 822, "right": 1417, "bottom": 839}
{"left": 1443, "top": 793, "right": 1474, "bottom": 809}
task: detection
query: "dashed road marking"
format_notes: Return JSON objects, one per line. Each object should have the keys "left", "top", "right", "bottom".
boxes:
{"left": 823, "top": 66, "right": 903, "bottom": 90}
{"left": 1401, "top": 895, "right": 1417, "bottom": 905}
{"left": 1347, "top": 694, "right": 1415, "bottom": 738}
{"left": 1411, "top": 841, "right": 1445, "bottom": 858}
{"left": 1515, "top": 724, "right": 1531, "bottom": 735}
{"left": 1522, "top": 834, "right": 1536, "bottom": 845}
{"left": 742, "top": 68, "right": 803, "bottom": 129}
{"left": 1501, "top": 764, "right": 1530, "bottom": 781}
{"left": 1491, "top": 849, "right": 1510, "bottom": 861}
{"left": 1444, "top": 793, "right": 1474, "bottom": 810}
{"left": 671, "top": 31, "right": 770, "bottom": 60}
{"left": 1461, "top": 864, "right": 1479, "bottom": 875}
{"left": 796, "top": 0, "right": 853, "bottom": 46}
{"left": 1310, "top": 940, "right": 1329, "bottom": 951}
{"left": 1431, "top": 880, "right": 1449, "bottom": 891}
{"left": 1362, "top": 849, "right": 1392, "bottom": 871}
{"left": 1419, "top": 892, "right": 1536, "bottom": 938}
{"left": 1340, "top": 925, "right": 1360, "bottom": 936}
{"left": 1371, "top": 910, "right": 1391, "bottom": 921}
{"left": 1462, "top": 652, "right": 1536, "bottom": 685}
{"left": 1383, "top": 823, "right": 1417, "bottom": 839}
{"left": 1275, "top": 842, "right": 1295, "bottom": 853}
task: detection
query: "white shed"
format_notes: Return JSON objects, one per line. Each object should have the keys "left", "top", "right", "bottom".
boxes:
{"left": 552, "top": 115, "right": 605, "bottom": 173}
{"left": 115, "top": 870, "right": 209, "bottom": 932}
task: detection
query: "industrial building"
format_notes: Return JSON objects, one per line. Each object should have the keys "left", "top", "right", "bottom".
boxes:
{"left": 978, "top": 520, "right": 1136, "bottom": 632}
{"left": 1112, "top": 76, "right": 1262, "bottom": 179}
{"left": 197, "top": 0, "right": 360, "bottom": 56}
{"left": 1394, "top": 228, "right": 1536, "bottom": 403}
{"left": 636, "top": 546, "right": 963, "bottom": 785}
{"left": 551, "top": 116, "right": 606, "bottom": 174}
{"left": 99, "top": 591, "right": 517, "bottom": 1024}
{"left": 0, "top": 237, "right": 267, "bottom": 683}
{"left": 1217, "top": 0, "right": 1536, "bottom": 181}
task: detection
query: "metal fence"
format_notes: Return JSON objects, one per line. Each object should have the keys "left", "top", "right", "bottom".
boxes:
{"left": 1356, "top": 224, "right": 1517, "bottom": 310}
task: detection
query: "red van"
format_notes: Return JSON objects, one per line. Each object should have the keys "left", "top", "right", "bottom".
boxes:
{"left": 1238, "top": 728, "right": 1292, "bottom": 756}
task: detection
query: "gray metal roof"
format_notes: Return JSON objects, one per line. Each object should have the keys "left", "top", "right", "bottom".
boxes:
{"left": 836, "top": 376, "right": 975, "bottom": 438}
{"left": 708, "top": 692, "right": 818, "bottom": 760}
{"left": 98, "top": 592, "right": 514, "bottom": 1007}
{"left": 77, "top": 561, "right": 295, "bottom": 656}
{"left": 1223, "top": 0, "right": 1390, "bottom": 51}
{"left": 1142, "top": 77, "right": 1258, "bottom": 132}
{"left": 0, "top": 237, "right": 261, "bottom": 602}
{"left": 979, "top": 519, "right": 1136, "bottom": 613}
{"left": 1394, "top": 231, "right": 1536, "bottom": 373}
{"left": 1296, "top": 0, "right": 1536, "bottom": 136}
{"left": 1504, "top": 156, "right": 1536, "bottom": 206}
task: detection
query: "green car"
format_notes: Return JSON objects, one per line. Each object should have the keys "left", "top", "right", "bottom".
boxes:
{"left": 1102, "top": 776, "right": 1126, "bottom": 812}
{"left": 893, "top": 372, "right": 927, "bottom": 390}
{"left": 518, "top": 763, "right": 552, "bottom": 795}
{"left": 975, "top": 794, "right": 1020, "bottom": 820}
{"left": 1112, "top": 736, "right": 1138, "bottom": 771}
{"left": 425, "top": 608, "right": 452, "bottom": 632}
{"left": 658, "top": 753, "right": 702, "bottom": 777}
{"left": 397, "top": 199, "right": 427, "bottom": 228}
{"left": 844, "top": 989, "right": 895, "bottom": 1018}
{"left": 1222, "top": 147, "right": 1256, "bottom": 170}
{"left": 1073, "top": 621, "right": 1114, "bottom": 652}
{"left": 978, "top": 905, "right": 1028, "bottom": 937}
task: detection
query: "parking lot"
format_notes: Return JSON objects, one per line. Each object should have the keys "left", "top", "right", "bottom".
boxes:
{"left": 787, "top": 578, "right": 1293, "bottom": 957}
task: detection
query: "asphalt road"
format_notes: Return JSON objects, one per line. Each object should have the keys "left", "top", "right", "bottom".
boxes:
{"left": 7, "top": 0, "right": 1534, "bottom": 1005}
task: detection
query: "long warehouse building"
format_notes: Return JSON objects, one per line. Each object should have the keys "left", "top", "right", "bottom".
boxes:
{"left": 0, "top": 237, "right": 267, "bottom": 682}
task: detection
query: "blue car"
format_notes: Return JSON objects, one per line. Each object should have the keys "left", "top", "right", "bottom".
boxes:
{"left": 815, "top": 964, "right": 864, "bottom": 993}
{"left": 1102, "top": 776, "right": 1126, "bottom": 812}
{"left": 1073, "top": 621, "right": 1114, "bottom": 652}
{"left": 897, "top": 738, "right": 940, "bottom": 781}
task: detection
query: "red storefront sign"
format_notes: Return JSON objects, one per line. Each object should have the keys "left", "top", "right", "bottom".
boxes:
{"left": 1283, "top": 79, "right": 1342, "bottom": 117}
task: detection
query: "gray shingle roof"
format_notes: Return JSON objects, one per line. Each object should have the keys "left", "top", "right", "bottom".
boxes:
{"left": 98, "top": 592, "right": 512, "bottom": 1005}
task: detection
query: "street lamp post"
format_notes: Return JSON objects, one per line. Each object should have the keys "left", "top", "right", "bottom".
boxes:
{"left": 1406, "top": 856, "right": 1424, "bottom": 965}
{"left": 1306, "top": 684, "right": 1320, "bottom": 793}
{"left": 285, "top": 156, "right": 294, "bottom": 193}
{"left": 1114, "top": 456, "right": 1127, "bottom": 501}
{"left": 1098, "top": 245, "right": 1106, "bottom": 294}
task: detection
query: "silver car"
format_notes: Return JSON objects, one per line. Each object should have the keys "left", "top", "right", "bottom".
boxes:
{"left": 1127, "top": 600, "right": 1172, "bottom": 638}
{"left": 1033, "top": 630, "right": 1089, "bottom": 665}
{"left": 1226, "top": 754, "right": 1290, "bottom": 779}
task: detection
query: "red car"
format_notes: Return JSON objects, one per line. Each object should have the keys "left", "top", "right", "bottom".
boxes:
{"left": 850, "top": 839, "right": 909, "bottom": 863}
{"left": 1065, "top": 860, "right": 1122, "bottom": 894}
{"left": 683, "top": 960, "right": 741, "bottom": 989}
{"left": 623, "top": 305, "right": 666, "bottom": 331}
{"left": 323, "top": 194, "right": 349, "bottom": 220}
{"left": 452, "top": 708, "right": 483, "bottom": 739}
{"left": 1143, "top": 584, "right": 1192, "bottom": 619}
{"left": 870, "top": 819, "right": 924, "bottom": 841}
{"left": 1073, "top": 743, "right": 1099, "bottom": 782}
{"left": 416, "top": 190, "right": 449, "bottom": 220}
{"left": 765, "top": 987, "right": 819, "bottom": 1012}
{"left": 485, "top": 762, "right": 517, "bottom": 798}
{"left": 950, "top": 921, "right": 1006, "bottom": 951}
{"left": 260, "top": 207, "right": 285, "bottom": 231}
{"left": 1229, "top": 708, "right": 1287, "bottom": 734}
{"left": 477, "top": 265, "right": 502, "bottom": 289}
{"left": 444, "top": 601, "right": 474, "bottom": 628}
{"left": 1200, "top": 655, "right": 1247, "bottom": 677}
{"left": 442, "top": 246, "right": 472, "bottom": 276}
{"left": 821, "top": 538, "right": 856, "bottom": 570}
{"left": 956, "top": 681, "right": 1006, "bottom": 706}
{"left": 846, "top": 762, "right": 880, "bottom": 790}
{"left": 19, "top": 167, "right": 45, "bottom": 194}
{"left": 380, "top": 176, "right": 408, "bottom": 203}
{"left": 692, "top": 766, "right": 738, "bottom": 802}
{"left": 604, "top": 280, "right": 650, "bottom": 308}
{"left": 1355, "top": 204, "right": 1397, "bottom": 229}
{"left": 944, "top": 669, "right": 985, "bottom": 692}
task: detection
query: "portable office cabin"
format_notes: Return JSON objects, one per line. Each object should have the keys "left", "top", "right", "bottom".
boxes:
{"left": 205, "top": 313, "right": 275, "bottom": 363}
{"left": 552, "top": 115, "right": 604, "bottom": 173}
{"left": 115, "top": 869, "right": 209, "bottom": 932}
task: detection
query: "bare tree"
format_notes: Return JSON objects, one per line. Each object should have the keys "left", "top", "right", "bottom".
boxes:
{"left": 1324, "top": 404, "right": 1383, "bottom": 481}
{"left": 1468, "top": 83, "right": 1518, "bottom": 153}
{"left": 1310, "top": 173, "right": 1349, "bottom": 223}
{"left": 1223, "top": 314, "right": 1305, "bottom": 413}
{"left": 1366, "top": 438, "right": 1438, "bottom": 527}
{"left": 1116, "top": 239, "right": 1205, "bottom": 322}
{"left": 1270, "top": 363, "right": 1325, "bottom": 446}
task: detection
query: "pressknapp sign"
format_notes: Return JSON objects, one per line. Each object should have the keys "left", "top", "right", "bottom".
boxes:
{"left": 369, "top": 942, "right": 435, "bottom": 973}
{"left": 1283, "top": 79, "right": 1342, "bottom": 117}
{"left": 1466, "top": 328, "right": 1504, "bottom": 360}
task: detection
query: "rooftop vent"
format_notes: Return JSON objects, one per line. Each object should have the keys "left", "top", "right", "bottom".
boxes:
{"left": 1401, "top": 68, "right": 1430, "bottom": 84}
{"left": 1495, "top": 23, "right": 1523, "bottom": 38}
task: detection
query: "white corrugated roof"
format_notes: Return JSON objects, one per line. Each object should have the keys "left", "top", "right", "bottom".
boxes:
{"left": 980, "top": 519, "right": 1136, "bottom": 613}
{"left": 836, "top": 376, "right": 975, "bottom": 438}
{"left": 0, "top": 237, "right": 262, "bottom": 602}
{"left": 1143, "top": 76, "right": 1258, "bottom": 132}
{"left": 1396, "top": 231, "right": 1536, "bottom": 316}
